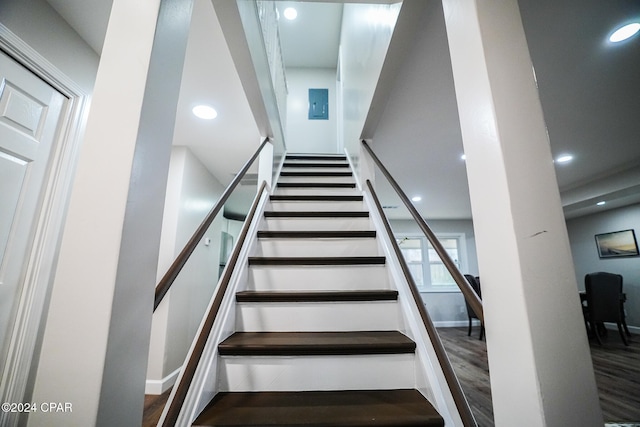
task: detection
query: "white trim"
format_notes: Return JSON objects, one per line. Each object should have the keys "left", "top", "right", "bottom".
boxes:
{"left": 603, "top": 322, "right": 640, "bottom": 335}
{"left": 145, "top": 367, "right": 182, "bottom": 395}
{"left": 434, "top": 320, "right": 477, "bottom": 328}
{"left": 0, "top": 24, "right": 90, "bottom": 422}
{"left": 396, "top": 232, "right": 469, "bottom": 293}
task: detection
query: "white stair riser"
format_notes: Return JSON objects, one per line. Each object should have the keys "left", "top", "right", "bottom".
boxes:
{"left": 278, "top": 176, "right": 355, "bottom": 184}
{"left": 268, "top": 201, "right": 365, "bottom": 211}
{"left": 284, "top": 159, "right": 347, "bottom": 164}
{"left": 281, "top": 165, "right": 349, "bottom": 171}
{"left": 274, "top": 188, "right": 359, "bottom": 196}
{"left": 247, "top": 265, "right": 390, "bottom": 291}
{"left": 218, "top": 354, "right": 415, "bottom": 391}
{"left": 255, "top": 238, "right": 379, "bottom": 257}
{"left": 261, "top": 217, "right": 371, "bottom": 231}
{"left": 236, "top": 301, "right": 401, "bottom": 332}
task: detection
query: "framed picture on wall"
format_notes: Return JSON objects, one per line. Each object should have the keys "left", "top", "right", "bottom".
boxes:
{"left": 594, "top": 229, "right": 639, "bottom": 258}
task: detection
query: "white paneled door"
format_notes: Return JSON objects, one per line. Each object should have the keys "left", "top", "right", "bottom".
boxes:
{"left": 0, "top": 50, "right": 66, "bottom": 367}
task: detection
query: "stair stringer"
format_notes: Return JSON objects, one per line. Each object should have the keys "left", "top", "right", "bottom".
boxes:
{"left": 363, "top": 191, "right": 465, "bottom": 427}
{"left": 158, "top": 189, "right": 271, "bottom": 427}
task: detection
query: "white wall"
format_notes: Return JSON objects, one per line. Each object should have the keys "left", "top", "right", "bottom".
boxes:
{"left": 148, "top": 147, "right": 225, "bottom": 391}
{"left": 366, "top": 1, "right": 470, "bottom": 219}
{"left": 567, "top": 203, "right": 640, "bottom": 327}
{"left": 286, "top": 67, "right": 338, "bottom": 153}
{"left": 0, "top": 0, "right": 99, "bottom": 94}
{"left": 339, "top": 3, "right": 400, "bottom": 155}
{"left": 391, "top": 219, "right": 479, "bottom": 324}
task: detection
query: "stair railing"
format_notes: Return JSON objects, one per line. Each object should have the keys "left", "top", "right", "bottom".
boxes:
{"left": 154, "top": 137, "right": 270, "bottom": 311}
{"left": 361, "top": 140, "right": 482, "bottom": 427}
{"left": 366, "top": 180, "right": 477, "bottom": 427}
{"left": 160, "top": 179, "right": 269, "bottom": 426}
{"left": 361, "top": 140, "right": 483, "bottom": 321}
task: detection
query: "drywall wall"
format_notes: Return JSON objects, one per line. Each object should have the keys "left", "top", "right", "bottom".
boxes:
{"left": 567, "top": 203, "right": 640, "bottom": 327}
{"left": 285, "top": 67, "right": 338, "bottom": 153}
{"left": 339, "top": 3, "right": 400, "bottom": 155}
{"left": 0, "top": 0, "right": 99, "bottom": 94}
{"left": 148, "top": 147, "right": 225, "bottom": 389}
{"left": 366, "top": 0, "right": 469, "bottom": 219}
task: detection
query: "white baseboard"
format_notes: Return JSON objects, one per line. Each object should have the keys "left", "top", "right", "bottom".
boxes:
{"left": 434, "top": 320, "right": 477, "bottom": 328}
{"left": 603, "top": 322, "right": 640, "bottom": 334}
{"left": 145, "top": 367, "right": 181, "bottom": 395}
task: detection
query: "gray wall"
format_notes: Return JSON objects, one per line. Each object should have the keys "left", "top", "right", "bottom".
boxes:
{"left": 148, "top": 146, "right": 225, "bottom": 388}
{"left": 566, "top": 203, "right": 640, "bottom": 327}
{"left": 0, "top": 0, "right": 99, "bottom": 94}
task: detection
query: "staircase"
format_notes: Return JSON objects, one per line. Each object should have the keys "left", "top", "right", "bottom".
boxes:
{"left": 191, "top": 154, "right": 444, "bottom": 426}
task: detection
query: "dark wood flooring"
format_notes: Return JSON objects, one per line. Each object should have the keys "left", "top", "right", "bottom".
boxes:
{"left": 142, "top": 327, "right": 640, "bottom": 427}
{"left": 438, "top": 326, "right": 640, "bottom": 426}
{"left": 143, "top": 389, "right": 171, "bottom": 427}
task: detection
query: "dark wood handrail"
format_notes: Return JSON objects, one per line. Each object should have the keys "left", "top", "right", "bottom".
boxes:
{"left": 161, "top": 180, "right": 268, "bottom": 426}
{"left": 154, "top": 137, "right": 270, "bottom": 311}
{"left": 361, "top": 140, "right": 483, "bottom": 322}
{"left": 366, "top": 180, "right": 477, "bottom": 427}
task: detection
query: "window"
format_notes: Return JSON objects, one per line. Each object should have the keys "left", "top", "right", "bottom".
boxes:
{"left": 397, "top": 234, "right": 467, "bottom": 292}
{"left": 398, "top": 237, "right": 424, "bottom": 287}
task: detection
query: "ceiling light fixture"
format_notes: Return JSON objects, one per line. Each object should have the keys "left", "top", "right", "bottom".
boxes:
{"left": 192, "top": 105, "right": 217, "bottom": 120}
{"left": 596, "top": 201, "right": 606, "bottom": 206}
{"left": 460, "top": 154, "right": 466, "bottom": 161}
{"left": 609, "top": 22, "right": 640, "bottom": 43}
{"left": 555, "top": 154, "right": 573, "bottom": 164}
{"left": 412, "top": 196, "right": 422, "bottom": 202}
{"left": 283, "top": 7, "right": 297, "bottom": 20}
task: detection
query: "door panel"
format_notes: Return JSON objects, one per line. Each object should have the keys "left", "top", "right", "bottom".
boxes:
{"left": 0, "top": 50, "right": 66, "bottom": 362}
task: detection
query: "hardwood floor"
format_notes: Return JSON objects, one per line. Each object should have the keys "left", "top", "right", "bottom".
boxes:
{"left": 142, "top": 327, "right": 639, "bottom": 426}
{"left": 437, "top": 327, "right": 494, "bottom": 426}
{"left": 143, "top": 389, "right": 171, "bottom": 427}
{"left": 437, "top": 326, "right": 640, "bottom": 426}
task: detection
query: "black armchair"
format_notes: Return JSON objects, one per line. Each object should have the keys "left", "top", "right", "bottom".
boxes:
{"left": 584, "top": 272, "right": 629, "bottom": 346}
{"left": 464, "top": 274, "right": 484, "bottom": 340}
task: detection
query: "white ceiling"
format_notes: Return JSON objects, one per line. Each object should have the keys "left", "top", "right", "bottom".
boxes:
{"left": 275, "top": 2, "right": 343, "bottom": 68}
{"left": 45, "top": 0, "right": 640, "bottom": 220}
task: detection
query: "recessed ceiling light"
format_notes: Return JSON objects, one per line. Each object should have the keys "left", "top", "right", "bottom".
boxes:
{"left": 596, "top": 201, "right": 606, "bottom": 206}
{"left": 412, "top": 196, "right": 422, "bottom": 202}
{"left": 609, "top": 22, "right": 640, "bottom": 43}
{"left": 555, "top": 154, "right": 573, "bottom": 164}
{"left": 283, "top": 7, "right": 297, "bottom": 20}
{"left": 460, "top": 154, "right": 466, "bottom": 161}
{"left": 192, "top": 105, "right": 217, "bottom": 120}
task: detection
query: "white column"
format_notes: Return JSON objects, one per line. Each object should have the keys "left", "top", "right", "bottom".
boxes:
{"left": 30, "top": 0, "right": 193, "bottom": 425}
{"left": 442, "top": 1, "right": 602, "bottom": 426}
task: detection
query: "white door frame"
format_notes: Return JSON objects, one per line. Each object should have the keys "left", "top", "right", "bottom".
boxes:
{"left": 0, "top": 24, "right": 90, "bottom": 412}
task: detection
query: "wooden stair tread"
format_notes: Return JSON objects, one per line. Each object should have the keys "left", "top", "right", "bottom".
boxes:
{"left": 192, "top": 389, "right": 443, "bottom": 426}
{"left": 270, "top": 195, "right": 363, "bottom": 201}
{"left": 236, "top": 290, "right": 398, "bottom": 302}
{"left": 248, "top": 256, "right": 385, "bottom": 266}
{"left": 264, "top": 210, "right": 369, "bottom": 218}
{"left": 218, "top": 331, "right": 416, "bottom": 356}
{"left": 286, "top": 154, "right": 347, "bottom": 161}
{"left": 277, "top": 182, "right": 356, "bottom": 188}
{"left": 257, "top": 230, "right": 376, "bottom": 238}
